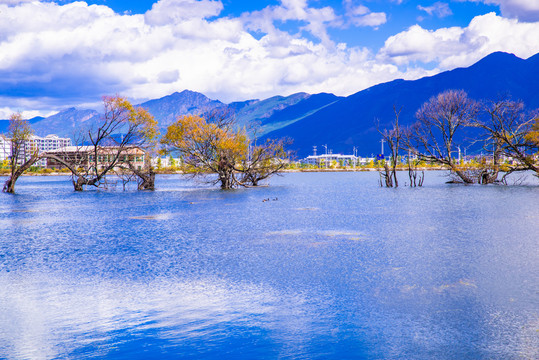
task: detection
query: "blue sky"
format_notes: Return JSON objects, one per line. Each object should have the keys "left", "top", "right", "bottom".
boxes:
{"left": 0, "top": 0, "right": 538, "bottom": 118}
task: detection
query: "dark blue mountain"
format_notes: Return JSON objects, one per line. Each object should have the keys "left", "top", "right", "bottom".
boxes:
{"left": 265, "top": 51, "right": 539, "bottom": 157}
{"left": 235, "top": 92, "right": 342, "bottom": 134}
{"left": 0, "top": 116, "right": 44, "bottom": 134}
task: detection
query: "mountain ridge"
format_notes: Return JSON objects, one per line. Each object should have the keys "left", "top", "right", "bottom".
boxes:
{"left": 2, "top": 51, "right": 537, "bottom": 157}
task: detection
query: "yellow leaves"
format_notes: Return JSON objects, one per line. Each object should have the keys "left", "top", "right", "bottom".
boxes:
{"left": 8, "top": 112, "right": 33, "bottom": 141}
{"left": 101, "top": 95, "right": 159, "bottom": 149}
{"left": 162, "top": 114, "right": 247, "bottom": 158}
{"left": 525, "top": 115, "right": 539, "bottom": 145}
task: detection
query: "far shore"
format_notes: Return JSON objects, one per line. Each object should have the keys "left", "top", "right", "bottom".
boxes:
{"left": 0, "top": 167, "right": 449, "bottom": 177}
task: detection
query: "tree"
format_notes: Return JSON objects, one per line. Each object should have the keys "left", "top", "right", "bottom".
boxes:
{"left": 406, "top": 90, "right": 486, "bottom": 184}
{"left": 377, "top": 106, "right": 402, "bottom": 187}
{"left": 473, "top": 98, "right": 539, "bottom": 181}
{"left": 162, "top": 111, "right": 247, "bottom": 189}
{"left": 238, "top": 137, "right": 290, "bottom": 186}
{"left": 161, "top": 110, "right": 288, "bottom": 189}
{"left": 45, "top": 96, "right": 158, "bottom": 191}
{"left": 2, "top": 113, "right": 41, "bottom": 193}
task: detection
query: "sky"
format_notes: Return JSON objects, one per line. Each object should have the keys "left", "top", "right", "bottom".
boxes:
{"left": 1, "top": 0, "right": 539, "bottom": 118}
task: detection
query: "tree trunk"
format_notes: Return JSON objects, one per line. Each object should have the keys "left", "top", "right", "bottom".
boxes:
{"left": 72, "top": 176, "right": 89, "bottom": 191}
{"left": 451, "top": 167, "right": 475, "bottom": 184}
{"left": 2, "top": 152, "right": 40, "bottom": 194}
{"left": 138, "top": 170, "right": 155, "bottom": 190}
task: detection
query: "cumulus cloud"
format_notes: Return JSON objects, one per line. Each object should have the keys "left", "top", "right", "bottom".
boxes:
{"left": 144, "top": 0, "right": 223, "bottom": 26}
{"left": 378, "top": 12, "right": 539, "bottom": 69}
{"left": 0, "top": 1, "right": 538, "bottom": 117}
{"left": 460, "top": 0, "right": 539, "bottom": 22}
{"left": 241, "top": 0, "right": 340, "bottom": 47}
{"left": 417, "top": 2, "right": 453, "bottom": 18}
{"left": 343, "top": 0, "right": 387, "bottom": 27}
{"left": 0, "top": 0, "right": 404, "bottom": 114}
{"left": 0, "top": 0, "right": 33, "bottom": 5}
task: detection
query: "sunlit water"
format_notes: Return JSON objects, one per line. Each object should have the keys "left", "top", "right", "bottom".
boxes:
{"left": 0, "top": 172, "right": 538, "bottom": 359}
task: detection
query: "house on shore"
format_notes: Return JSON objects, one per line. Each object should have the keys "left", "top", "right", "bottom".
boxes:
{"left": 44, "top": 145, "right": 147, "bottom": 171}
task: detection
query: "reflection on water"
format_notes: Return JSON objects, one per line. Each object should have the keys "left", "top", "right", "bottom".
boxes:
{"left": 0, "top": 172, "right": 538, "bottom": 359}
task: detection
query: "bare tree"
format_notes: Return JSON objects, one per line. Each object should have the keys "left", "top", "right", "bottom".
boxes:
{"left": 237, "top": 122, "right": 291, "bottom": 187}
{"left": 44, "top": 96, "right": 158, "bottom": 191}
{"left": 407, "top": 89, "right": 487, "bottom": 184}
{"left": 473, "top": 98, "right": 539, "bottom": 182}
{"left": 377, "top": 106, "right": 402, "bottom": 187}
{"left": 2, "top": 113, "right": 41, "bottom": 193}
{"left": 405, "top": 150, "right": 425, "bottom": 187}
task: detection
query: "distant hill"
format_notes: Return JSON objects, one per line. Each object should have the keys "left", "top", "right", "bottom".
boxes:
{"left": 264, "top": 51, "right": 539, "bottom": 157}
{"left": 139, "top": 90, "right": 226, "bottom": 129}
{"left": 0, "top": 116, "right": 44, "bottom": 134}
{"left": 6, "top": 51, "right": 538, "bottom": 156}
{"left": 32, "top": 108, "right": 100, "bottom": 139}
{"left": 236, "top": 93, "right": 342, "bottom": 135}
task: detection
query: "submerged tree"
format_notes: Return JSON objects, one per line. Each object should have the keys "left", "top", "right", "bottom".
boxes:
{"left": 406, "top": 89, "right": 490, "bottom": 184}
{"left": 377, "top": 106, "right": 402, "bottom": 188}
{"left": 162, "top": 111, "right": 247, "bottom": 189}
{"left": 45, "top": 96, "right": 158, "bottom": 191}
{"left": 473, "top": 98, "right": 539, "bottom": 182}
{"left": 238, "top": 126, "right": 291, "bottom": 187}
{"left": 161, "top": 110, "right": 288, "bottom": 189}
{"left": 2, "top": 113, "right": 41, "bottom": 193}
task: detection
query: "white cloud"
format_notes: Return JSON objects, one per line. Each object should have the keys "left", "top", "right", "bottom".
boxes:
{"left": 378, "top": 12, "right": 539, "bottom": 69}
{"left": 0, "top": 1, "right": 537, "bottom": 116}
{"left": 417, "top": 2, "right": 453, "bottom": 18}
{"left": 242, "top": 0, "right": 340, "bottom": 47}
{"left": 144, "top": 0, "right": 223, "bottom": 26}
{"left": 460, "top": 0, "right": 539, "bottom": 22}
{"left": 0, "top": 0, "right": 33, "bottom": 5}
{"left": 343, "top": 0, "right": 387, "bottom": 27}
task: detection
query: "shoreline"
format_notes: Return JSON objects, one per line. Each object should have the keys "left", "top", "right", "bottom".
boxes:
{"left": 1, "top": 167, "right": 449, "bottom": 177}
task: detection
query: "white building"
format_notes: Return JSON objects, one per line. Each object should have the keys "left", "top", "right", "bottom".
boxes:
{"left": 151, "top": 156, "right": 182, "bottom": 168}
{"left": 28, "top": 135, "right": 72, "bottom": 167}
{"left": 0, "top": 134, "right": 71, "bottom": 167}
{"left": 29, "top": 134, "right": 72, "bottom": 154}
{"left": 303, "top": 153, "right": 361, "bottom": 167}
{"left": 0, "top": 135, "right": 11, "bottom": 163}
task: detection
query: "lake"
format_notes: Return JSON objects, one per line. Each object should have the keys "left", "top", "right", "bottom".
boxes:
{"left": 0, "top": 172, "right": 538, "bottom": 359}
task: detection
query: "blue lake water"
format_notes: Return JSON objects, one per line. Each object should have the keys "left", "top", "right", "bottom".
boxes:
{"left": 0, "top": 172, "right": 538, "bottom": 359}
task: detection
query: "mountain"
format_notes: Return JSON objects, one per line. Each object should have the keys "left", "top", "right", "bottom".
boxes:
{"left": 32, "top": 108, "right": 100, "bottom": 138}
{"left": 264, "top": 51, "right": 539, "bottom": 157}
{"left": 6, "top": 51, "right": 537, "bottom": 156}
{"left": 139, "top": 90, "right": 226, "bottom": 128}
{"left": 235, "top": 92, "right": 342, "bottom": 135}
{"left": 0, "top": 116, "right": 44, "bottom": 134}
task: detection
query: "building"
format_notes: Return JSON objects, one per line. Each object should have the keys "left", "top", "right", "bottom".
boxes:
{"left": 0, "top": 135, "right": 11, "bottom": 163}
{"left": 44, "top": 145, "right": 147, "bottom": 171}
{"left": 28, "top": 134, "right": 71, "bottom": 153}
{"left": 303, "top": 153, "right": 369, "bottom": 167}
{"left": 29, "top": 135, "right": 72, "bottom": 167}
{"left": 0, "top": 134, "right": 71, "bottom": 167}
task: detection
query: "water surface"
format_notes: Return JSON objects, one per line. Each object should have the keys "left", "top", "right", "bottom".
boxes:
{"left": 0, "top": 172, "right": 538, "bottom": 359}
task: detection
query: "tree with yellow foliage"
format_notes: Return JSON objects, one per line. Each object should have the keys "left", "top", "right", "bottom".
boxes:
{"left": 2, "top": 113, "right": 40, "bottom": 193}
{"left": 162, "top": 110, "right": 289, "bottom": 189}
{"left": 46, "top": 95, "right": 159, "bottom": 191}
{"left": 162, "top": 110, "right": 247, "bottom": 189}
{"left": 474, "top": 98, "right": 539, "bottom": 181}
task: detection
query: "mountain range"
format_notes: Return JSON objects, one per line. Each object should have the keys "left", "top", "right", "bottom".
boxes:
{"left": 1, "top": 51, "right": 538, "bottom": 157}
